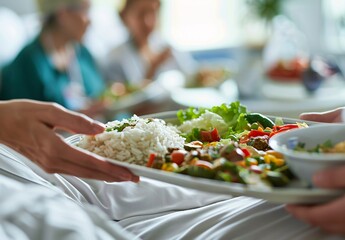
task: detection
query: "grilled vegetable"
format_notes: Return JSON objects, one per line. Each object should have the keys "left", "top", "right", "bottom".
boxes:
{"left": 245, "top": 113, "right": 275, "bottom": 128}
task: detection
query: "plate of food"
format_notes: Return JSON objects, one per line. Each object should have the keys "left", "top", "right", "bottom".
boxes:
{"left": 101, "top": 80, "right": 172, "bottom": 118}
{"left": 65, "top": 101, "right": 345, "bottom": 204}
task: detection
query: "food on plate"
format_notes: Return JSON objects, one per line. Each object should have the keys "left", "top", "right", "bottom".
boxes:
{"left": 293, "top": 139, "right": 345, "bottom": 153}
{"left": 186, "top": 67, "right": 231, "bottom": 88}
{"left": 77, "top": 116, "right": 184, "bottom": 165}
{"left": 266, "top": 57, "right": 308, "bottom": 82}
{"left": 100, "top": 82, "right": 141, "bottom": 102}
{"left": 77, "top": 101, "right": 308, "bottom": 187}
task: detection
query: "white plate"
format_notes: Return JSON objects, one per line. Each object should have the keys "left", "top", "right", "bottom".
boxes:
{"left": 65, "top": 112, "right": 345, "bottom": 204}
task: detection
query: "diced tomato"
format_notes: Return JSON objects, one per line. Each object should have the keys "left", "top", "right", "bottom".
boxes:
{"left": 200, "top": 130, "right": 212, "bottom": 142}
{"left": 210, "top": 128, "right": 221, "bottom": 141}
{"left": 147, "top": 153, "right": 156, "bottom": 167}
{"left": 241, "top": 148, "right": 251, "bottom": 157}
{"left": 200, "top": 128, "right": 220, "bottom": 142}
{"left": 194, "top": 160, "right": 213, "bottom": 170}
{"left": 171, "top": 150, "right": 186, "bottom": 166}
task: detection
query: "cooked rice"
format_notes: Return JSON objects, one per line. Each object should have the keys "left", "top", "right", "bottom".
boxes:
{"left": 77, "top": 115, "right": 185, "bottom": 165}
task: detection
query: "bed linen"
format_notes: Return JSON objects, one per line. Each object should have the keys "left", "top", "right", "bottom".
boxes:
{"left": 0, "top": 145, "right": 343, "bottom": 240}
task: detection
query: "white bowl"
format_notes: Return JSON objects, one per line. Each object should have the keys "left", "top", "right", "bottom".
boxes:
{"left": 269, "top": 124, "right": 345, "bottom": 185}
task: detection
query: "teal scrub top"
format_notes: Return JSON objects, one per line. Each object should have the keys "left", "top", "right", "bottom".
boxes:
{"left": 0, "top": 37, "right": 105, "bottom": 109}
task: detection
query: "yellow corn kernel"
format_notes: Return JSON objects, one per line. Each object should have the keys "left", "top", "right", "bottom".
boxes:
{"left": 236, "top": 160, "right": 246, "bottom": 168}
{"left": 264, "top": 154, "right": 275, "bottom": 164}
{"left": 272, "top": 158, "right": 285, "bottom": 167}
{"left": 162, "top": 163, "right": 179, "bottom": 172}
{"left": 266, "top": 150, "right": 284, "bottom": 159}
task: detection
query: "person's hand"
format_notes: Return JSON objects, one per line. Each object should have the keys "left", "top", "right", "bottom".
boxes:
{"left": 286, "top": 166, "right": 345, "bottom": 235}
{"left": 0, "top": 100, "right": 139, "bottom": 182}
{"left": 299, "top": 107, "right": 345, "bottom": 123}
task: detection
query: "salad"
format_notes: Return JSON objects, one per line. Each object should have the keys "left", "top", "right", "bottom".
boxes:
{"left": 294, "top": 139, "right": 345, "bottom": 153}
{"left": 146, "top": 101, "right": 308, "bottom": 187}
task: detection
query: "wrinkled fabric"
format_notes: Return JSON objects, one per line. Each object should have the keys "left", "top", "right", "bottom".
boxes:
{"left": 0, "top": 175, "right": 137, "bottom": 240}
{"left": 0, "top": 145, "right": 344, "bottom": 240}
{"left": 0, "top": 145, "right": 230, "bottom": 220}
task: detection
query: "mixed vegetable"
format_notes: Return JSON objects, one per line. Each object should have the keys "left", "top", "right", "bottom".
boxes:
{"left": 146, "top": 101, "right": 308, "bottom": 187}
{"left": 293, "top": 139, "right": 345, "bottom": 153}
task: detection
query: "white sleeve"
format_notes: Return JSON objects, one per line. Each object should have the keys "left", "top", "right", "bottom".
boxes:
{"left": 0, "top": 175, "right": 137, "bottom": 240}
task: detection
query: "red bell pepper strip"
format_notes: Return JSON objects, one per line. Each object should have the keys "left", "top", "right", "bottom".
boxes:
{"left": 248, "top": 130, "right": 270, "bottom": 138}
{"left": 147, "top": 153, "right": 156, "bottom": 167}
{"left": 273, "top": 124, "right": 299, "bottom": 131}
{"left": 270, "top": 124, "right": 299, "bottom": 137}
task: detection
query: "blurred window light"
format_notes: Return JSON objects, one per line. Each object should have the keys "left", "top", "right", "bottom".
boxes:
{"left": 323, "top": 0, "right": 345, "bottom": 53}
{"left": 160, "top": 0, "right": 245, "bottom": 51}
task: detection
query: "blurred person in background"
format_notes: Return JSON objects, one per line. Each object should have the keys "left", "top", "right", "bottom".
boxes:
{"left": 0, "top": 0, "right": 106, "bottom": 118}
{"left": 102, "top": 0, "right": 197, "bottom": 89}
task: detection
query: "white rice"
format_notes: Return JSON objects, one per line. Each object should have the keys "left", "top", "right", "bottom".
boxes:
{"left": 77, "top": 115, "right": 185, "bottom": 165}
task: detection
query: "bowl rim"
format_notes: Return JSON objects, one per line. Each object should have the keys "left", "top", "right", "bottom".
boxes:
{"left": 269, "top": 123, "right": 345, "bottom": 162}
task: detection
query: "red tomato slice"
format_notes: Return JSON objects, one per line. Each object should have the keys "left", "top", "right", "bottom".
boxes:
{"left": 200, "top": 130, "right": 212, "bottom": 142}
{"left": 210, "top": 128, "right": 220, "bottom": 141}
{"left": 171, "top": 150, "right": 186, "bottom": 166}
{"left": 200, "top": 128, "right": 220, "bottom": 142}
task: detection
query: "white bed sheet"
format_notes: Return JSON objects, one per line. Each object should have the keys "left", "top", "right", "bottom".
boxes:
{"left": 0, "top": 145, "right": 344, "bottom": 240}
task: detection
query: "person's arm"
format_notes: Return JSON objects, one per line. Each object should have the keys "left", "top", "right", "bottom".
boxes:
{"left": 0, "top": 99, "right": 139, "bottom": 182}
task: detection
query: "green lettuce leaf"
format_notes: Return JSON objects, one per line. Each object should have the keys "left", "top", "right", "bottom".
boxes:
{"left": 177, "top": 101, "right": 250, "bottom": 139}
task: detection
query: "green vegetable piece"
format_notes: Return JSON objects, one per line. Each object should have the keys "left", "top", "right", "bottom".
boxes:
{"left": 187, "top": 166, "right": 215, "bottom": 179}
{"left": 174, "top": 166, "right": 189, "bottom": 175}
{"left": 215, "top": 171, "right": 232, "bottom": 182}
{"left": 275, "top": 165, "right": 295, "bottom": 180}
{"left": 245, "top": 113, "right": 275, "bottom": 129}
{"left": 250, "top": 122, "right": 259, "bottom": 130}
{"left": 266, "top": 171, "right": 290, "bottom": 187}
{"left": 213, "top": 158, "right": 239, "bottom": 174}
{"left": 274, "top": 117, "right": 284, "bottom": 126}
